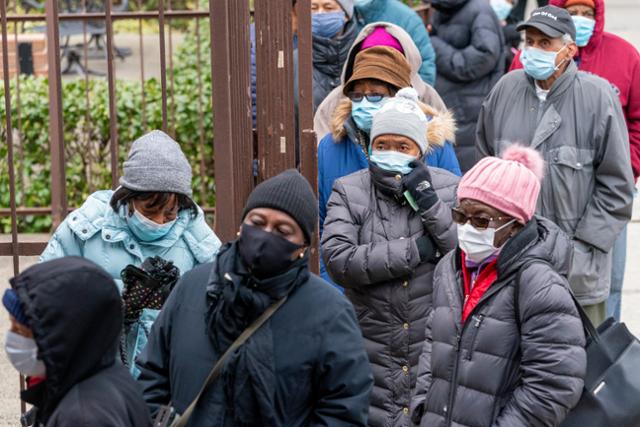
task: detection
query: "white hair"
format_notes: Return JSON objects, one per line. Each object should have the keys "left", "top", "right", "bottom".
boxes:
{"left": 562, "top": 33, "right": 575, "bottom": 45}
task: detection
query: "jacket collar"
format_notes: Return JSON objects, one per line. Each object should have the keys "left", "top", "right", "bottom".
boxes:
{"left": 368, "top": 162, "right": 405, "bottom": 199}
{"left": 313, "top": 21, "right": 357, "bottom": 76}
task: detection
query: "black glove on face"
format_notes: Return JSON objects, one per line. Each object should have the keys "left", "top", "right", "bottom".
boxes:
{"left": 403, "top": 160, "right": 439, "bottom": 211}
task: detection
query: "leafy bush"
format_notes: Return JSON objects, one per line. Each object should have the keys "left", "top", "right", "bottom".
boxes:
{"left": 0, "top": 22, "right": 214, "bottom": 233}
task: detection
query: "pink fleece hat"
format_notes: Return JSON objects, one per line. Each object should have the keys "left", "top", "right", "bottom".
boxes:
{"left": 361, "top": 26, "right": 404, "bottom": 54}
{"left": 457, "top": 145, "right": 545, "bottom": 224}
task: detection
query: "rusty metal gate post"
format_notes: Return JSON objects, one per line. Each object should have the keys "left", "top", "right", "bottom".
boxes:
{"left": 45, "top": 0, "right": 67, "bottom": 228}
{"left": 254, "top": 0, "right": 296, "bottom": 180}
{"left": 210, "top": 0, "right": 255, "bottom": 242}
{"left": 295, "top": 0, "right": 320, "bottom": 272}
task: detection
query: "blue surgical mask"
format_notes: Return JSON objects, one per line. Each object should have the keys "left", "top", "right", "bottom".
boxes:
{"left": 351, "top": 98, "right": 385, "bottom": 133}
{"left": 370, "top": 150, "right": 417, "bottom": 175}
{"left": 490, "top": 0, "right": 513, "bottom": 21}
{"left": 354, "top": 0, "right": 374, "bottom": 7}
{"left": 572, "top": 16, "right": 595, "bottom": 47}
{"left": 520, "top": 45, "right": 568, "bottom": 81}
{"left": 312, "top": 11, "right": 346, "bottom": 39}
{"left": 127, "top": 208, "right": 176, "bottom": 242}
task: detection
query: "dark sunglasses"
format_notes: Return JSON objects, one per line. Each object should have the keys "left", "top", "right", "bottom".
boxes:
{"left": 451, "top": 207, "right": 512, "bottom": 230}
{"left": 347, "top": 92, "right": 386, "bottom": 103}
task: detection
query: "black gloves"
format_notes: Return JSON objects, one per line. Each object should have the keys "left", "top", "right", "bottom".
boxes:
{"left": 403, "top": 160, "right": 439, "bottom": 212}
{"left": 416, "top": 235, "right": 439, "bottom": 263}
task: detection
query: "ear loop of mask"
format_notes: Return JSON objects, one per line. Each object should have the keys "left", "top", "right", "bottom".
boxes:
{"left": 553, "top": 45, "right": 570, "bottom": 72}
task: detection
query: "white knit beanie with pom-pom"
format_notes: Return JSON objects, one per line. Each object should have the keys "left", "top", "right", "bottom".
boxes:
{"left": 458, "top": 144, "right": 545, "bottom": 224}
{"left": 370, "top": 87, "right": 429, "bottom": 154}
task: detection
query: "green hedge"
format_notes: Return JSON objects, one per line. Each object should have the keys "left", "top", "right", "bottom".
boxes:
{"left": 0, "top": 23, "right": 214, "bottom": 233}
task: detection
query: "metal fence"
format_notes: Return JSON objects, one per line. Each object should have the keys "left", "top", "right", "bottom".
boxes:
{"left": 1, "top": 0, "right": 317, "bottom": 273}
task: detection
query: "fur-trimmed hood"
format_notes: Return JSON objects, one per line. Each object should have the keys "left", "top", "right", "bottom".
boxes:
{"left": 330, "top": 98, "right": 456, "bottom": 151}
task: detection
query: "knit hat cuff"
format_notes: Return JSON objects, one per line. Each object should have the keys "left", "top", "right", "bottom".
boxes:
{"left": 2, "top": 289, "right": 29, "bottom": 326}
{"left": 371, "top": 115, "right": 427, "bottom": 154}
{"left": 119, "top": 167, "right": 193, "bottom": 198}
{"left": 457, "top": 185, "right": 531, "bottom": 224}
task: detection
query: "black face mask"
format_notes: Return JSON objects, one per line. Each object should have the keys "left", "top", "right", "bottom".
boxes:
{"left": 237, "top": 224, "right": 304, "bottom": 279}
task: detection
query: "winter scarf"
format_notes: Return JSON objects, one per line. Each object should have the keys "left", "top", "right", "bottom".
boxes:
{"left": 206, "top": 242, "right": 309, "bottom": 427}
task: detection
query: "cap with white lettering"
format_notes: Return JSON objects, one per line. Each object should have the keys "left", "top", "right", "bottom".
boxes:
{"left": 516, "top": 5, "right": 576, "bottom": 41}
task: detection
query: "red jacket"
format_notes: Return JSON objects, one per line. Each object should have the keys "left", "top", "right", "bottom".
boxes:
{"left": 509, "top": 0, "right": 640, "bottom": 180}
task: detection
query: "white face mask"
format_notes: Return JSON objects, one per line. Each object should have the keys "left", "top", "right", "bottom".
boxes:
{"left": 457, "top": 219, "right": 516, "bottom": 263}
{"left": 4, "top": 331, "right": 46, "bottom": 377}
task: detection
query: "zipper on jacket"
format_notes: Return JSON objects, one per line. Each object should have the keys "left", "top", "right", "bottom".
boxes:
{"left": 464, "top": 315, "right": 484, "bottom": 361}
{"left": 445, "top": 332, "right": 462, "bottom": 427}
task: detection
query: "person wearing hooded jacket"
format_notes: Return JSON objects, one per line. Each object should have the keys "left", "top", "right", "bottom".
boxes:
{"left": 316, "top": 42, "right": 460, "bottom": 284}
{"left": 137, "top": 169, "right": 373, "bottom": 427}
{"left": 429, "top": 0, "right": 506, "bottom": 172}
{"left": 411, "top": 146, "right": 586, "bottom": 427}
{"left": 322, "top": 88, "right": 458, "bottom": 427}
{"left": 314, "top": 22, "right": 447, "bottom": 139}
{"left": 3, "top": 257, "right": 152, "bottom": 427}
{"left": 509, "top": 0, "right": 640, "bottom": 322}
{"left": 352, "top": 0, "right": 436, "bottom": 86}
{"left": 477, "top": 5, "right": 634, "bottom": 326}
{"left": 39, "top": 130, "right": 221, "bottom": 376}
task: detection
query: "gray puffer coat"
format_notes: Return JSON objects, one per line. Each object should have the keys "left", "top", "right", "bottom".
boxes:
{"left": 411, "top": 216, "right": 587, "bottom": 427}
{"left": 322, "top": 164, "right": 459, "bottom": 427}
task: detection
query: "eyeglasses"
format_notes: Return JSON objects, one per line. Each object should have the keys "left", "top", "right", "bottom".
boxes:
{"left": 347, "top": 92, "right": 386, "bottom": 103}
{"left": 451, "top": 207, "right": 512, "bottom": 230}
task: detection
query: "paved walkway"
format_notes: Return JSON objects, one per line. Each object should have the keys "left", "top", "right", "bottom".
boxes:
{"left": 1, "top": 0, "right": 639, "bottom": 423}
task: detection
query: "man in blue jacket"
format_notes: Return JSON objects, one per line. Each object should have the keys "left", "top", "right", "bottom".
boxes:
{"left": 354, "top": 0, "right": 437, "bottom": 86}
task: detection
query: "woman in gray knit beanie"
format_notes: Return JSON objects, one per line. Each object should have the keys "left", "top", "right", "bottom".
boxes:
{"left": 40, "top": 130, "right": 221, "bottom": 376}
{"left": 322, "top": 87, "right": 460, "bottom": 427}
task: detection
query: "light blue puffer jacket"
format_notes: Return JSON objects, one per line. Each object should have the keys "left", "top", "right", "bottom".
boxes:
{"left": 40, "top": 190, "right": 222, "bottom": 376}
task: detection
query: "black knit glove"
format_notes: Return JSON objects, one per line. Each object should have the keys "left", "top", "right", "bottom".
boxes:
{"left": 403, "top": 160, "right": 439, "bottom": 211}
{"left": 416, "top": 235, "right": 438, "bottom": 263}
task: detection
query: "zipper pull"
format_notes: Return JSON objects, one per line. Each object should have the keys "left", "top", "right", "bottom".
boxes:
{"left": 474, "top": 314, "right": 484, "bottom": 328}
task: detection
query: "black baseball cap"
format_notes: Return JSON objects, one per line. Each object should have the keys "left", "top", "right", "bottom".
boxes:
{"left": 516, "top": 5, "right": 577, "bottom": 41}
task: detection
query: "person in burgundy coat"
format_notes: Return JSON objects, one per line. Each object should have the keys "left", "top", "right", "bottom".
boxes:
{"left": 510, "top": 0, "right": 640, "bottom": 322}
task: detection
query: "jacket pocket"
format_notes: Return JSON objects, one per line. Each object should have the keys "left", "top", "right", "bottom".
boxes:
{"left": 547, "top": 146, "right": 595, "bottom": 230}
{"left": 569, "top": 240, "right": 607, "bottom": 301}
{"left": 465, "top": 314, "right": 484, "bottom": 361}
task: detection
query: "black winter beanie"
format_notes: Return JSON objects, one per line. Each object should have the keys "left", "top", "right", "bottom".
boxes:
{"left": 242, "top": 169, "right": 318, "bottom": 243}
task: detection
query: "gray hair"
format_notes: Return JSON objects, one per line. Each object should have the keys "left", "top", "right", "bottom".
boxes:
{"left": 562, "top": 33, "right": 575, "bottom": 45}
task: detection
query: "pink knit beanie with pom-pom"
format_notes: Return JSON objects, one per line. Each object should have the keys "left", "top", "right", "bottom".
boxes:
{"left": 457, "top": 145, "right": 545, "bottom": 224}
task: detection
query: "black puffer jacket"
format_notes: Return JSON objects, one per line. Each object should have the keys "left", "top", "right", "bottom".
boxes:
{"left": 322, "top": 165, "right": 459, "bottom": 427}
{"left": 411, "top": 217, "right": 586, "bottom": 427}
{"left": 430, "top": 0, "right": 505, "bottom": 172}
{"left": 312, "top": 19, "right": 358, "bottom": 110}
{"left": 12, "top": 257, "right": 151, "bottom": 427}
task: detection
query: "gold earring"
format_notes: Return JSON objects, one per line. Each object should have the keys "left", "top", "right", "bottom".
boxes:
{"left": 236, "top": 231, "right": 240, "bottom": 237}
{"left": 299, "top": 251, "right": 305, "bottom": 259}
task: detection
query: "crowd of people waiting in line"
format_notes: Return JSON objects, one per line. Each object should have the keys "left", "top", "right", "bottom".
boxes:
{"left": 3, "top": 0, "right": 640, "bottom": 425}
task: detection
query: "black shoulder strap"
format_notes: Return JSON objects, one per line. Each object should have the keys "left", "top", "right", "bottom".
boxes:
{"left": 514, "top": 259, "right": 599, "bottom": 341}
{"left": 169, "top": 296, "right": 288, "bottom": 427}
